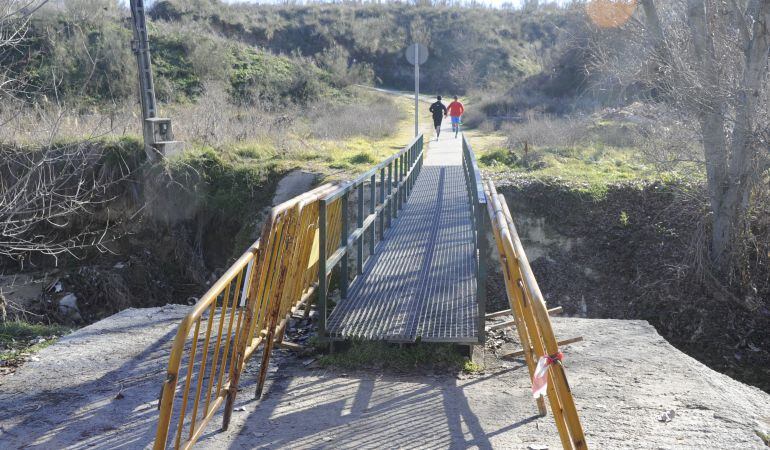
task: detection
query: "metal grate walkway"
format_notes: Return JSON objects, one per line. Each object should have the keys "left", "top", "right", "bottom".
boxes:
{"left": 326, "top": 126, "right": 479, "bottom": 343}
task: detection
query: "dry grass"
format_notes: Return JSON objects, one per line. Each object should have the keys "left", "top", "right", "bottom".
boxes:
{"left": 307, "top": 99, "right": 403, "bottom": 140}
{"left": 0, "top": 85, "right": 414, "bottom": 177}
{"left": 168, "top": 83, "right": 301, "bottom": 144}
{"left": 502, "top": 111, "right": 591, "bottom": 149}
{"left": 0, "top": 101, "right": 140, "bottom": 146}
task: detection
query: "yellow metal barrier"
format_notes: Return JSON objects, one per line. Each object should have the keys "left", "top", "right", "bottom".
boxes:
{"left": 153, "top": 183, "right": 338, "bottom": 450}
{"left": 484, "top": 179, "right": 588, "bottom": 450}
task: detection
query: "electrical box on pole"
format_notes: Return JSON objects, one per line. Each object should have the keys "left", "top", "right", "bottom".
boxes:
{"left": 129, "top": 0, "right": 182, "bottom": 161}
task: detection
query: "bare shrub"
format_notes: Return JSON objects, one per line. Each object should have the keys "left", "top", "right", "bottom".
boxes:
{"left": 503, "top": 112, "right": 591, "bottom": 149}
{"left": 167, "top": 82, "right": 300, "bottom": 152}
{"left": 0, "top": 140, "right": 140, "bottom": 265}
{"left": 634, "top": 117, "right": 703, "bottom": 174}
{"left": 0, "top": 101, "right": 139, "bottom": 145}
{"left": 307, "top": 97, "right": 403, "bottom": 140}
{"left": 460, "top": 107, "right": 489, "bottom": 130}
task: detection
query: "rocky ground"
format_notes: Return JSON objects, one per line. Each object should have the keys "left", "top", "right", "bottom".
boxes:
{"left": 1, "top": 306, "right": 768, "bottom": 449}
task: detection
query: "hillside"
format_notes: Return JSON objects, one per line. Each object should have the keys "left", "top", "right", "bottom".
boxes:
{"left": 148, "top": 0, "right": 573, "bottom": 93}
{"left": 0, "top": 1, "right": 575, "bottom": 107}
{"left": 5, "top": 1, "right": 346, "bottom": 107}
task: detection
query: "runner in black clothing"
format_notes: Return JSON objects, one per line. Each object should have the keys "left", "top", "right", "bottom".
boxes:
{"left": 429, "top": 96, "right": 447, "bottom": 140}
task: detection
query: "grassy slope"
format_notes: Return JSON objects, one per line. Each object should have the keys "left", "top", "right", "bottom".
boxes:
{"left": 465, "top": 121, "right": 702, "bottom": 198}
{"left": 149, "top": 0, "right": 562, "bottom": 93}
{"left": 174, "top": 88, "right": 436, "bottom": 184}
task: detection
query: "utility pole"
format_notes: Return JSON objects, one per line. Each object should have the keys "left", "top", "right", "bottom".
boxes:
{"left": 129, "top": 0, "right": 180, "bottom": 161}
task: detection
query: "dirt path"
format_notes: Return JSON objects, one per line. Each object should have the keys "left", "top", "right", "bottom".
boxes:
{"left": 1, "top": 307, "right": 768, "bottom": 449}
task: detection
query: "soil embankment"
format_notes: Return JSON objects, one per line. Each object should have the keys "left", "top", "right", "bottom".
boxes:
{"left": 0, "top": 143, "right": 287, "bottom": 326}
{"left": 489, "top": 180, "right": 770, "bottom": 393}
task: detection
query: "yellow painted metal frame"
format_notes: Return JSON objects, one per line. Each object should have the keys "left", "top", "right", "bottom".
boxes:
{"left": 153, "top": 183, "right": 337, "bottom": 450}
{"left": 484, "top": 179, "right": 588, "bottom": 450}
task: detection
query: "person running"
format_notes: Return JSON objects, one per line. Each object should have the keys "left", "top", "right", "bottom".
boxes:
{"left": 446, "top": 96, "right": 465, "bottom": 138}
{"left": 428, "top": 95, "right": 447, "bottom": 140}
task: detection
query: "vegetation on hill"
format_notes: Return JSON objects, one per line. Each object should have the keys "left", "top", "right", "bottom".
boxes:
{"left": 148, "top": 0, "right": 569, "bottom": 94}
{"left": 4, "top": 0, "right": 575, "bottom": 106}
{"left": 5, "top": 1, "right": 346, "bottom": 107}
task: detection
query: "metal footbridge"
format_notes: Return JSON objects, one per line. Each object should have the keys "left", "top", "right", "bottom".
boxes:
{"left": 153, "top": 126, "right": 586, "bottom": 450}
{"left": 320, "top": 129, "right": 485, "bottom": 343}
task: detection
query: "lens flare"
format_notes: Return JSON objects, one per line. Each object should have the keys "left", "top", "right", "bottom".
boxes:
{"left": 586, "top": 0, "right": 637, "bottom": 28}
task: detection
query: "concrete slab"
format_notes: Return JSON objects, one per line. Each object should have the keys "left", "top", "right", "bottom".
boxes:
{"left": 1, "top": 308, "right": 768, "bottom": 449}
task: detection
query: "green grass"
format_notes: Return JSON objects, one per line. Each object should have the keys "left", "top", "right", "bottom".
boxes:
{"left": 481, "top": 144, "right": 649, "bottom": 180}
{"left": 198, "top": 92, "right": 429, "bottom": 183}
{"left": 462, "top": 360, "right": 484, "bottom": 373}
{"left": 0, "top": 321, "right": 71, "bottom": 366}
{"left": 318, "top": 341, "right": 480, "bottom": 373}
{"left": 477, "top": 142, "right": 702, "bottom": 199}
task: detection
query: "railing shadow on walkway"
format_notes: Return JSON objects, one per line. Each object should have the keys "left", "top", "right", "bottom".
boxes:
{"left": 195, "top": 356, "right": 538, "bottom": 450}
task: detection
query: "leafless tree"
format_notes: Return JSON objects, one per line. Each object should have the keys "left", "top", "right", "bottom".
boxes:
{"left": 0, "top": 1, "right": 133, "bottom": 265}
{"left": 0, "top": 142, "right": 135, "bottom": 266}
{"left": 0, "top": 1, "right": 48, "bottom": 99}
{"left": 590, "top": 0, "right": 770, "bottom": 271}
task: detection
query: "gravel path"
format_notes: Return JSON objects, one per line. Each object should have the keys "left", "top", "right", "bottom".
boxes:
{"left": 1, "top": 306, "right": 768, "bottom": 449}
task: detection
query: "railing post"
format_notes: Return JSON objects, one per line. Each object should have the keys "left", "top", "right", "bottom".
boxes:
{"left": 396, "top": 156, "right": 401, "bottom": 211}
{"left": 410, "top": 143, "right": 415, "bottom": 191}
{"left": 476, "top": 199, "right": 487, "bottom": 344}
{"left": 404, "top": 150, "right": 409, "bottom": 197}
{"left": 406, "top": 145, "right": 413, "bottom": 195}
{"left": 388, "top": 161, "right": 394, "bottom": 224}
{"left": 341, "top": 191, "right": 349, "bottom": 298}
{"left": 393, "top": 159, "right": 400, "bottom": 219}
{"left": 357, "top": 183, "right": 364, "bottom": 275}
{"left": 369, "top": 174, "right": 376, "bottom": 255}
{"left": 318, "top": 201, "right": 328, "bottom": 337}
{"left": 416, "top": 138, "right": 422, "bottom": 177}
{"left": 379, "top": 168, "right": 386, "bottom": 238}
{"left": 399, "top": 154, "right": 405, "bottom": 208}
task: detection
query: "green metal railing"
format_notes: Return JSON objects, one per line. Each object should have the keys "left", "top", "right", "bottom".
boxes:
{"left": 317, "top": 134, "right": 425, "bottom": 338}
{"left": 462, "top": 134, "right": 488, "bottom": 344}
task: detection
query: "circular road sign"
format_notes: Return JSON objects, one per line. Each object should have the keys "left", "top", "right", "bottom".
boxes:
{"left": 405, "top": 43, "right": 429, "bottom": 66}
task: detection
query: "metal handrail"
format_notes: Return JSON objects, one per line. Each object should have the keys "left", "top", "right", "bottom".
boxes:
{"left": 484, "top": 178, "right": 587, "bottom": 450}
{"left": 317, "top": 134, "right": 424, "bottom": 338}
{"left": 461, "top": 134, "right": 488, "bottom": 343}
{"left": 154, "top": 183, "right": 336, "bottom": 450}
{"left": 461, "top": 134, "right": 486, "bottom": 209}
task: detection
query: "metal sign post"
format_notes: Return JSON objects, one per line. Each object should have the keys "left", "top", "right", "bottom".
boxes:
{"left": 415, "top": 53, "right": 419, "bottom": 137}
{"left": 405, "top": 43, "right": 429, "bottom": 137}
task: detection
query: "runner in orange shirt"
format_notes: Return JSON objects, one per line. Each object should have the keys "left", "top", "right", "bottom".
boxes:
{"left": 446, "top": 96, "right": 464, "bottom": 138}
